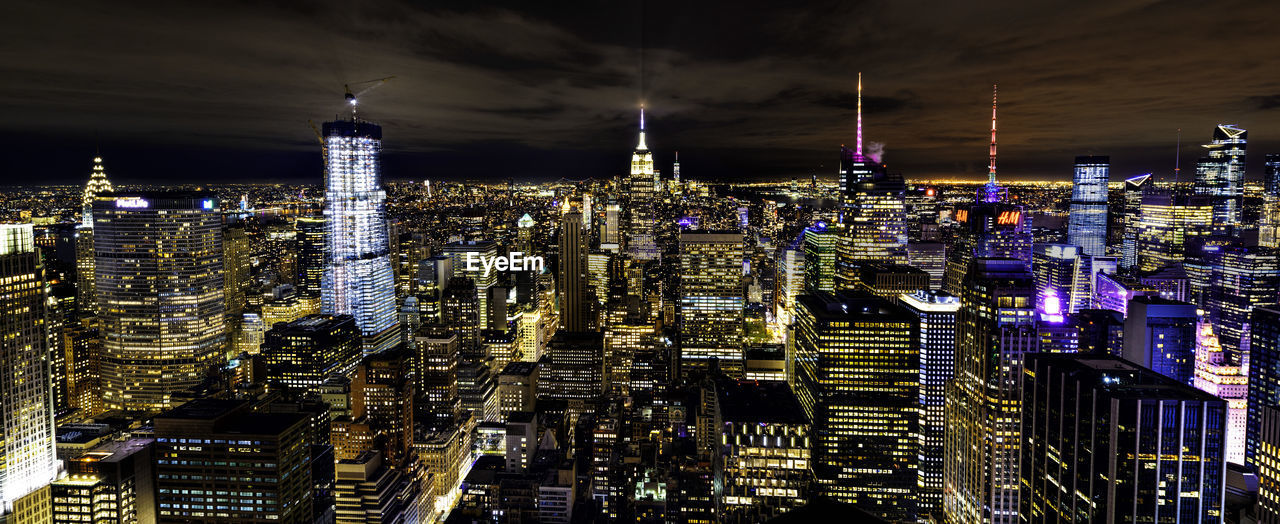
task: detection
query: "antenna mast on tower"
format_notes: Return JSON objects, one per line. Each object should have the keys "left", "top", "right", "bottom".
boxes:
{"left": 856, "top": 72, "right": 864, "bottom": 160}
{"left": 989, "top": 84, "right": 998, "bottom": 185}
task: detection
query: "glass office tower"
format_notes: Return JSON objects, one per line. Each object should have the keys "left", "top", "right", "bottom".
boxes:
{"left": 1067, "top": 155, "right": 1109, "bottom": 257}
{"left": 93, "top": 192, "right": 225, "bottom": 412}
{"left": 1194, "top": 124, "right": 1247, "bottom": 235}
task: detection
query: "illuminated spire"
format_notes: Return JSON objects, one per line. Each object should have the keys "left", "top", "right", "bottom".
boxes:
{"left": 978, "top": 84, "right": 1004, "bottom": 203}
{"left": 637, "top": 105, "right": 648, "bottom": 151}
{"left": 988, "top": 84, "right": 998, "bottom": 185}
{"left": 856, "top": 72, "right": 864, "bottom": 159}
{"left": 82, "top": 155, "right": 113, "bottom": 226}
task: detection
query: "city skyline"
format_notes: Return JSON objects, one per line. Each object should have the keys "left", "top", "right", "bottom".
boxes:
{"left": 4, "top": 1, "right": 1280, "bottom": 184}
{"left": 4, "top": 3, "right": 1280, "bottom": 523}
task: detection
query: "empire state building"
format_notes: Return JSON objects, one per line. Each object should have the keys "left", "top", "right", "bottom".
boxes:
{"left": 626, "top": 108, "right": 659, "bottom": 260}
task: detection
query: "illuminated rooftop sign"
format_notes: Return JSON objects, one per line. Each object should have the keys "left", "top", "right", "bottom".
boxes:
{"left": 115, "top": 197, "right": 149, "bottom": 209}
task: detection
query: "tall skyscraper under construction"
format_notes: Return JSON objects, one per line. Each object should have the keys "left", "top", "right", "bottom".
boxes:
{"left": 321, "top": 117, "right": 399, "bottom": 355}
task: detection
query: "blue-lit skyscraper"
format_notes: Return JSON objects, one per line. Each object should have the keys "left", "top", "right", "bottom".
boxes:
{"left": 321, "top": 119, "right": 399, "bottom": 355}
{"left": 1261, "top": 154, "right": 1280, "bottom": 248}
{"left": 1123, "top": 296, "right": 1198, "bottom": 385}
{"left": 1248, "top": 306, "right": 1280, "bottom": 466}
{"left": 900, "top": 290, "right": 959, "bottom": 518}
{"left": 1067, "top": 155, "right": 1109, "bottom": 257}
{"left": 1194, "top": 124, "right": 1247, "bottom": 235}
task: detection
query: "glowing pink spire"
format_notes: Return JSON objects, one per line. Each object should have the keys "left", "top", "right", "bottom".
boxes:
{"left": 856, "top": 72, "right": 864, "bottom": 159}
{"left": 988, "top": 84, "right": 998, "bottom": 184}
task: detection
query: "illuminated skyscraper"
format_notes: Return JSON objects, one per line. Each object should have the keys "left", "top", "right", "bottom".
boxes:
{"left": 899, "top": 289, "right": 959, "bottom": 517}
{"left": 321, "top": 119, "right": 399, "bottom": 355}
{"left": 717, "top": 380, "right": 813, "bottom": 521}
{"left": 627, "top": 108, "right": 659, "bottom": 260}
{"left": 223, "top": 224, "right": 250, "bottom": 318}
{"left": 81, "top": 155, "right": 112, "bottom": 226}
{"left": 1121, "top": 173, "right": 1152, "bottom": 269}
{"left": 76, "top": 155, "right": 113, "bottom": 315}
{"left": 1135, "top": 190, "right": 1212, "bottom": 272}
{"left": 678, "top": 231, "right": 745, "bottom": 377}
{"left": 558, "top": 212, "right": 588, "bottom": 332}
{"left": 442, "top": 277, "right": 481, "bottom": 356}
{"left": 154, "top": 400, "right": 312, "bottom": 522}
{"left": 794, "top": 291, "right": 917, "bottom": 520}
{"left": 1194, "top": 124, "right": 1247, "bottom": 235}
{"left": 943, "top": 87, "right": 1032, "bottom": 294}
{"left": 836, "top": 74, "right": 908, "bottom": 289}
{"left": 412, "top": 329, "right": 460, "bottom": 429}
{"left": 353, "top": 346, "right": 415, "bottom": 466}
{"left": 93, "top": 192, "right": 225, "bottom": 412}
{"left": 1066, "top": 155, "right": 1109, "bottom": 257}
{"left": 1262, "top": 155, "right": 1280, "bottom": 248}
{"left": 1202, "top": 243, "right": 1280, "bottom": 364}
{"left": 442, "top": 241, "right": 499, "bottom": 330}
{"left": 1122, "top": 296, "right": 1197, "bottom": 385}
{"left": 1032, "top": 244, "right": 1092, "bottom": 315}
{"left": 1257, "top": 405, "right": 1280, "bottom": 522}
{"left": 296, "top": 215, "right": 327, "bottom": 297}
{"left": 539, "top": 331, "right": 604, "bottom": 419}
{"left": 774, "top": 246, "right": 805, "bottom": 322}
{"left": 0, "top": 224, "right": 59, "bottom": 516}
{"left": 943, "top": 258, "right": 1037, "bottom": 524}
{"left": 1248, "top": 307, "right": 1280, "bottom": 466}
{"left": 906, "top": 242, "right": 946, "bottom": 289}
{"left": 261, "top": 314, "right": 362, "bottom": 393}
{"left": 1020, "top": 354, "right": 1227, "bottom": 521}
{"left": 1192, "top": 321, "right": 1247, "bottom": 464}
{"left": 802, "top": 223, "right": 837, "bottom": 293}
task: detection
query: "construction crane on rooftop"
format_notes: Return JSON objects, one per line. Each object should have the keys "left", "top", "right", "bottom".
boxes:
{"left": 344, "top": 75, "right": 395, "bottom": 120}
{"left": 307, "top": 75, "right": 396, "bottom": 148}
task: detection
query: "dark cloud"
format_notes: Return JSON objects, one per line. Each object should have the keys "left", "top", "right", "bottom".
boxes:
{"left": 1249, "top": 95, "right": 1280, "bottom": 111}
{"left": 1, "top": 0, "right": 1279, "bottom": 184}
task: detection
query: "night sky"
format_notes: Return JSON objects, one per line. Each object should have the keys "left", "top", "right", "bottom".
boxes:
{"left": 3, "top": 0, "right": 1279, "bottom": 185}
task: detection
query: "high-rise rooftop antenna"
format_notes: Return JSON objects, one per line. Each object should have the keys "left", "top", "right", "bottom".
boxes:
{"left": 1174, "top": 128, "right": 1182, "bottom": 184}
{"left": 856, "top": 72, "right": 864, "bottom": 159}
{"left": 988, "top": 84, "right": 998, "bottom": 185}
